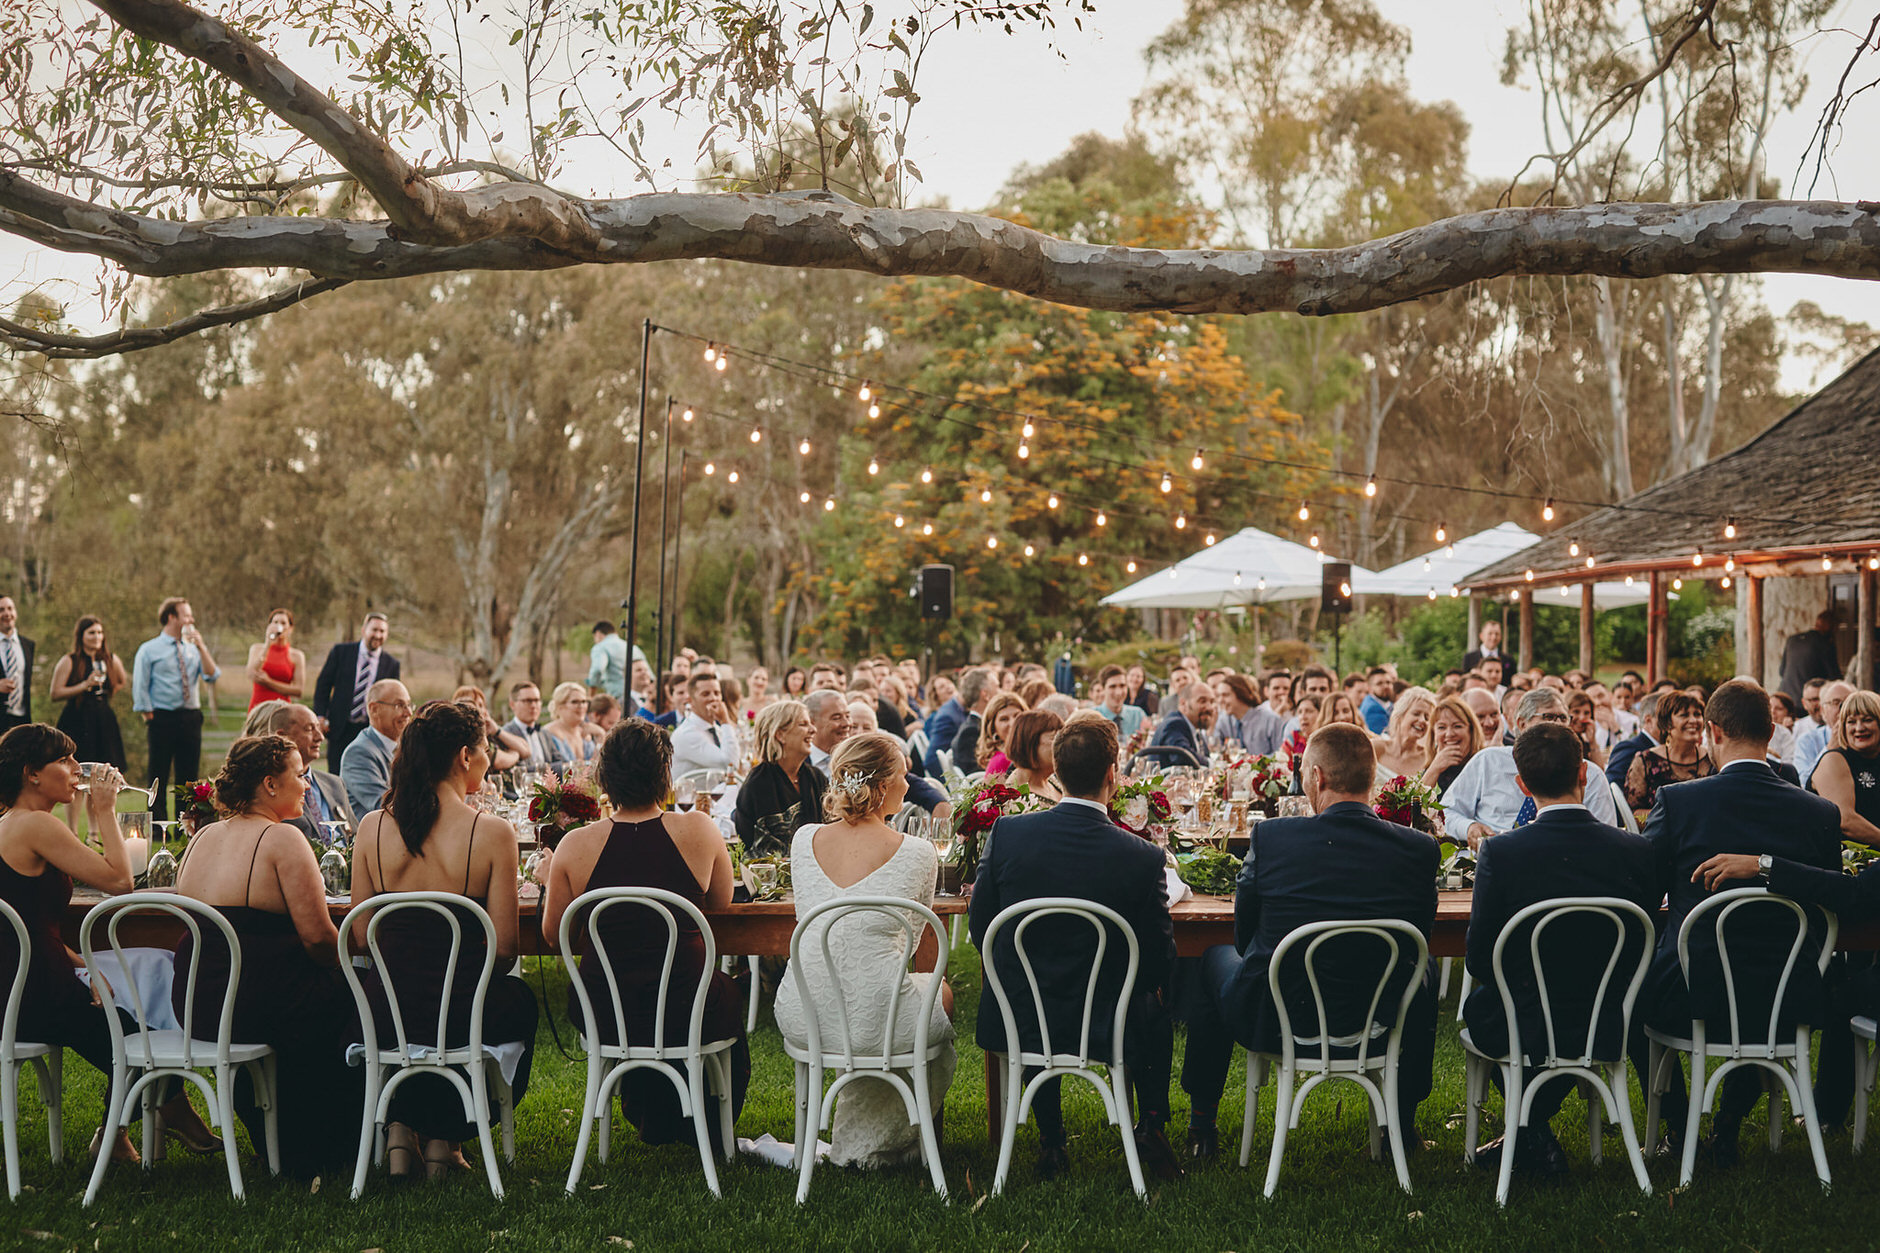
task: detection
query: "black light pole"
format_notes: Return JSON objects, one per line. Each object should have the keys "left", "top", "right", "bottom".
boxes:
{"left": 670, "top": 450, "right": 691, "bottom": 661}
{"left": 653, "top": 396, "right": 676, "bottom": 675}
{"left": 623, "top": 318, "right": 651, "bottom": 662}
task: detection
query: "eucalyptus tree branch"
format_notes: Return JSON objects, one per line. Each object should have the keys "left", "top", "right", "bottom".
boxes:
{"left": 0, "top": 276, "right": 350, "bottom": 358}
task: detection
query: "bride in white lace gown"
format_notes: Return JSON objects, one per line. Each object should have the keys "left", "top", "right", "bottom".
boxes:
{"left": 774, "top": 733, "right": 957, "bottom": 1169}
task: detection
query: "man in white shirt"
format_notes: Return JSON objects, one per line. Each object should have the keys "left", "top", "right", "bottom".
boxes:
{"left": 803, "top": 687, "right": 853, "bottom": 776}
{"left": 671, "top": 671, "right": 735, "bottom": 780}
{"left": 0, "top": 594, "right": 35, "bottom": 735}
{"left": 1463, "top": 621, "right": 1506, "bottom": 673}
{"left": 1796, "top": 681, "right": 1852, "bottom": 785}
{"left": 1443, "top": 687, "right": 1619, "bottom": 850}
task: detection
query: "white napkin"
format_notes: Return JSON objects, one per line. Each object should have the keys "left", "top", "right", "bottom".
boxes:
{"left": 80, "top": 947, "right": 181, "bottom": 1032}
{"left": 346, "top": 1040, "right": 528, "bottom": 1087}
{"left": 1164, "top": 865, "right": 1193, "bottom": 905}
{"left": 737, "top": 1131, "right": 829, "bottom": 1168}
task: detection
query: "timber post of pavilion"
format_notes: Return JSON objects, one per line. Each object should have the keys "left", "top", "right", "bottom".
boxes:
{"left": 1461, "top": 346, "right": 1880, "bottom": 690}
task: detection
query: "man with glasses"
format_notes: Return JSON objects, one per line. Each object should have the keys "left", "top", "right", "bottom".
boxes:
{"left": 1443, "top": 687, "right": 1620, "bottom": 850}
{"left": 502, "top": 681, "right": 569, "bottom": 768}
{"left": 340, "top": 678, "right": 412, "bottom": 816}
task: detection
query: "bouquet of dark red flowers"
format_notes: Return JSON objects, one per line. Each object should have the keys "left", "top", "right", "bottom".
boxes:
{"left": 174, "top": 779, "right": 218, "bottom": 830}
{"left": 1109, "top": 775, "right": 1174, "bottom": 840}
{"left": 528, "top": 774, "right": 603, "bottom": 831}
{"left": 950, "top": 777, "right": 1051, "bottom": 883}
{"left": 1375, "top": 774, "right": 1445, "bottom": 837}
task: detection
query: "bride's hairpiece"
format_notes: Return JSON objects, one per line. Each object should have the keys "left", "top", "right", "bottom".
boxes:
{"left": 833, "top": 768, "right": 883, "bottom": 803}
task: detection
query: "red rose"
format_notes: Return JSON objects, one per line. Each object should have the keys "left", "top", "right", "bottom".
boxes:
{"left": 527, "top": 795, "right": 551, "bottom": 823}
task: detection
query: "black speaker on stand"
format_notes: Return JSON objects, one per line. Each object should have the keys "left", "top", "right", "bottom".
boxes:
{"left": 1321, "top": 561, "right": 1353, "bottom": 674}
{"left": 919, "top": 563, "right": 953, "bottom": 683}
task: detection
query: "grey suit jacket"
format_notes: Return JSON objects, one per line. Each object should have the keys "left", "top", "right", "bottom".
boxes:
{"left": 290, "top": 768, "right": 359, "bottom": 843}
{"left": 340, "top": 725, "right": 396, "bottom": 819}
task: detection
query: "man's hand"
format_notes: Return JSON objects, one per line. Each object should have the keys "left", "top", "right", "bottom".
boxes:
{"left": 0, "top": 677, "right": 16, "bottom": 694}
{"left": 1695, "top": 853, "right": 1763, "bottom": 892}
{"left": 1466, "top": 822, "right": 1495, "bottom": 852}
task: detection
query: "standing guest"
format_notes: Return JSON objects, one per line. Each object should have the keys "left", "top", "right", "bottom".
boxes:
{"left": 1092, "top": 666, "right": 1147, "bottom": 739}
{"left": 1464, "top": 621, "right": 1508, "bottom": 674}
{"left": 671, "top": 672, "right": 735, "bottom": 781}
{"left": 1807, "top": 689, "right": 1880, "bottom": 844}
{"left": 340, "top": 678, "right": 412, "bottom": 819}
{"left": 780, "top": 666, "right": 809, "bottom": 698}
{"left": 1444, "top": 688, "right": 1621, "bottom": 850}
{"left": 1179, "top": 723, "right": 1438, "bottom": 1159}
{"left": 734, "top": 700, "right": 825, "bottom": 861}
{"left": 1372, "top": 686, "right": 1436, "bottom": 787}
{"left": 452, "top": 685, "right": 526, "bottom": 772}
{"left": 976, "top": 691, "right": 1030, "bottom": 774}
{"left": 804, "top": 688, "right": 854, "bottom": 777}
{"left": 775, "top": 732, "right": 956, "bottom": 1168}
{"left": 542, "top": 681, "right": 598, "bottom": 765}
{"left": 651, "top": 672, "right": 687, "bottom": 730}
{"left": 745, "top": 666, "right": 773, "bottom": 713}
{"left": 1622, "top": 691, "right": 1715, "bottom": 815}
{"left": 946, "top": 669, "right": 996, "bottom": 773}
{"left": 1605, "top": 693, "right": 1662, "bottom": 785}
{"left": 586, "top": 621, "right": 629, "bottom": 704}
{"left": 245, "top": 608, "right": 306, "bottom": 710}
{"left": 0, "top": 596, "right": 34, "bottom": 736}
{"left": 1796, "top": 681, "right": 1854, "bottom": 785}
{"left": 349, "top": 702, "right": 535, "bottom": 1181}
{"left": 1463, "top": 687, "right": 1507, "bottom": 749}
{"left": 50, "top": 615, "right": 128, "bottom": 773}
{"left": 969, "top": 717, "right": 1182, "bottom": 1182}
{"left": 311, "top": 613, "right": 398, "bottom": 775}
{"left": 541, "top": 717, "right": 746, "bottom": 1156}
{"left": 1125, "top": 663, "right": 1158, "bottom": 718}
{"left": 131, "top": 596, "right": 221, "bottom": 821}
{"left": 1360, "top": 666, "right": 1395, "bottom": 734}
{"left": 1462, "top": 723, "right": 1656, "bottom": 1174}
{"left": 1778, "top": 611, "right": 1842, "bottom": 702}
{"left": 504, "top": 681, "right": 571, "bottom": 769}
{"left": 1422, "top": 695, "right": 1484, "bottom": 792}
{"left": 1003, "top": 710, "right": 1065, "bottom": 801}
{"left": 0, "top": 729, "right": 218, "bottom": 1163}
{"left": 171, "top": 735, "right": 365, "bottom": 1178}
{"left": 253, "top": 700, "right": 356, "bottom": 842}
{"left": 1565, "top": 690, "right": 1611, "bottom": 769}
{"left": 1149, "top": 681, "right": 1217, "bottom": 766}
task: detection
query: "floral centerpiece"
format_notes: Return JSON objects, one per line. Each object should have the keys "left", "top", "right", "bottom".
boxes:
{"left": 1217, "top": 753, "right": 1290, "bottom": 815}
{"left": 1374, "top": 774, "right": 1446, "bottom": 837}
{"left": 173, "top": 780, "right": 218, "bottom": 834}
{"left": 528, "top": 769, "right": 603, "bottom": 848}
{"left": 949, "top": 777, "right": 1052, "bottom": 884}
{"left": 1109, "top": 774, "right": 1174, "bottom": 842}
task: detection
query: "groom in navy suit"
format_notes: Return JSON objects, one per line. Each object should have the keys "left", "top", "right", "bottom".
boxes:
{"left": 1178, "top": 722, "right": 1438, "bottom": 1159}
{"left": 969, "top": 715, "right": 1183, "bottom": 1183}
{"left": 1148, "top": 681, "right": 1215, "bottom": 767}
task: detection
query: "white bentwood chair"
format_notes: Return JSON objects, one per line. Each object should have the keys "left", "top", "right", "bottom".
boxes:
{"left": 560, "top": 887, "right": 739, "bottom": 1198}
{"left": 1460, "top": 898, "right": 1654, "bottom": 1205}
{"left": 1610, "top": 782, "right": 1641, "bottom": 834}
{"left": 340, "top": 892, "right": 516, "bottom": 1200}
{"left": 784, "top": 896, "right": 951, "bottom": 1203}
{"left": 80, "top": 896, "right": 279, "bottom": 1205}
{"left": 981, "top": 898, "right": 1146, "bottom": 1198}
{"left": 1, "top": 898, "right": 63, "bottom": 1200}
{"left": 1240, "top": 919, "right": 1428, "bottom": 1199}
{"left": 1643, "top": 887, "right": 1837, "bottom": 1188}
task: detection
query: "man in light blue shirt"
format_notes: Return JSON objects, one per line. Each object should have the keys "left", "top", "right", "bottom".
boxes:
{"left": 1360, "top": 666, "right": 1394, "bottom": 735}
{"left": 1443, "top": 688, "right": 1619, "bottom": 848}
{"left": 131, "top": 597, "right": 221, "bottom": 820}
{"left": 1093, "top": 665, "right": 1146, "bottom": 739}
{"left": 586, "top": 621, "right": 635, "bottom": 703}
{"left": 1796, "top": 681, "right": 1851, "bottom": 785}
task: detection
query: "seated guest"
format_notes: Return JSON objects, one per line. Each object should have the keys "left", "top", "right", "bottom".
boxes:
{"left": 1322, "top": 690, "right": 1362, "bottom": 729}
{"left": 1797, "top": 682, "right": 1854, "bottom": 785}
{"left": 587, "top": 693, "right": 623, "bottom": 737}
{"left": 945, "top": 669, "right": 995, "bottom": 773}
{"left": 452, "top": 685, "right": 526, "bottom": 772}
{"left": 1808, "top": 690, "right": 1880, "bottom": 843}
{"left": 1149, "top": 681, "right": 1217, "bottom": 767}
{"left": 1360, "top": 666, "right": 1394, "bottom": 734}
{"left": 1372, "top": 685, "right": 1435, "bottom": 787}
{"left": 1767, "top": 691, "right": 1798, "bottom": 764}
{"left": 651, "top": 671, "right": 687, "bottom": 730}
{"left": 921, "top": 673, "right": 966, "bottom": 776}
{"left": 1605, "top": 693, "right": 1661, "bottom": 784}
{"left": 541, "top": 717, "right": 747, "bottom": 1154}
{"left": 1179, "top": 723, "right": 1438, "bottom": 1158}
{"left": 804, "top": 688, "right": 853, "bottom": 776}
{"left": 1280, "top": 695, "right": 1321, "bottom": 770}
{"left": 1622, "top": 690, "right": 1713, "bottom": 815}
{"left": 541, "top": 681, "right": 598, "bottom": 764}
{"left": 502, "top": 681, "right": 571, "bottom": 769}
{"left": 0, "top": 727, "right": 215, "bottom": 1162}
{"left": 1206, "top": 674, "right": 1251, "bottom": 752}
{"left": 173, "top": 735, "right": 365, "bottom": 1179}
{"left": 1092, "top": 665, "right": 1146, "bottom": 739}
{"left": 1421, "top": 695, "right": 1483, "bottom": 792}
{"left": 671, "top": 671, "right": 735, "bottom": 781}
{"left": 734, "top": 700, "right": 825, "bottom": 862}
{"left": 977, "top": 691, "right": 1030, "bottom": 775}
{"left": 1631, "top": 679, "right": 1841, "bottom": 1163}
{"left": 1242, "top": 670, "right": 1291, "bottom": 757}
{"left": 254, "top": 700, "right": 356, "bottom": 843}
{"left": 1444, "top": 688, "right": 1621, "bottom": 851}
{"left": 775, "top": 733, "right": 956, "bottom": 1167}
{"left": 1463, "top": 687, "right": 1506, "bottom": 749}
{"left": 349, "top": 702, "right": 536, "bottom": 1181}
{"left": 968, "top": 717, "right": 1181, "bottom": 1182}
{"left": 1566, "top": 690, "right": 1610, "bottom": 769}
{"left": 1463, "top": 724, "right": 1656, "bottom": 1176}
{"left": 1003, "top": 710, "right": 1064, "bottom": 801}
{"left": 340, "top": 677, "right": 412, "bottom": 823}
{"left": 1125, "top": 663, "right": 1157, "bottom": 717}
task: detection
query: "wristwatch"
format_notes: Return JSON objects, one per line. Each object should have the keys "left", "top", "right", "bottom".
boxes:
{"left": 1758, "top": 853, "right": 1773, "bottom": 881}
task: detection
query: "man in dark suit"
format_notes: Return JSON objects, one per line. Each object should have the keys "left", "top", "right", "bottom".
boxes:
{"left": 945, "top": 666, "right": 993, "bottom": 773}
{"left": 1630, "top": 678, "right": 1842, "bottom": 1164}
{"left": 1179, "top": 722, "right": 1439, "bottom": 1158}
{"left": 1462, "top": 620, "right": 1507, "bottom": 675}
{"left": 311, "top": 613, "right": 399, "bottom": 774}
{"left": 969, "top": 716, "right": 1182, "bottom": 1182}
{"left": 1463, "top": 722, "right": 1657, "bottom": 1175}
{"left": 0, "top": 595, "right": 35, "bottom": 735}
{"left": 1148, "top": 681, "right": 1216, "bottom": 767}
{"left": 1778, "top": 611, "right": 1842, "bottom": 702}
{"left": 1604, "top": 693, "right": 1660, "bottom": 785}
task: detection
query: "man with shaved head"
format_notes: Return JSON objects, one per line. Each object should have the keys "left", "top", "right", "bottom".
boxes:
{"left": 341, "top": 678, "right": 410, "bottom": 817}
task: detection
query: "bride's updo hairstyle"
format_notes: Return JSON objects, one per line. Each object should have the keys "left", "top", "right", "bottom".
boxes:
{"left": 596, "top": 716, "right": 670, "bottom": 811}
{"left": 213, "top": 735, "right": 298, "bottom": 815}
{"left": 385, "top": 700, "right": 484, "bottom": 856}
{"left": 0, "top": 724, "right": 76, "bottom": 807}
{"left": 823, "top": 732, "right": 903, "bottom": 822}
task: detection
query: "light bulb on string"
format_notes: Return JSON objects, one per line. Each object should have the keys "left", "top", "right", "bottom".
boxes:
{"left": 1560, "top": 585, "right": 1571, "bottom": 598}
{"left": 1078, "top": 553, "right": 1089, "bottom": 566}
{"left": 1175, "top": 513, "right": 1187, "bottom": 530}
{"left": 1435, "top": 521, "right": 1447, "bottom": 543}
{"left": 1568, "top": 538, "right": 1580, "bottom": 557}
{"left": 714, "top": 354, "right": 728, "bottom": 373}
{"left": 1673, "top": 577, "right": 1683, "bottom": 590}
{"left": 1449, "top": 585, "right": 1460, "bottom": 598}
{"left": 749, "top": 427, "right": 762, "bottom": 444}
{"left": 703, "top": 461, "right": 716, "bottom": 476}
{"left": 799, "top": 491, "right": 811, "bottom": 504}
{"left": 1428, "top": 590, "right": 1438, "bottom": 600}
{"left": 798, "top": 438, "right": 810, "bottom": 456}
{"left": 920, "top": 467, "right": 933, "bottom": 484}
{"left": 1625, "top": 574, "right": 1635, "bottom": 586}
{"left": 1017, "top": 442, "right": 1030, "bottom": 459}
{"left": 1096, "top": 511, "right": 1107, "bottom": 527}
{"left": 921, "top": 523, "right": 933, "bottom": 536}
{"left": 727, "top": 469, "right": 740, "bottom": 484}
{"left": 681, "top": 407, "right": 694, "bottom": 423}
{"left": 702, "top": 343, "right": 716, "bottom": 363}
{"left": 1445, "top": 544, "right": 1456, "bottom": 559}
{"left": 987, "top": 535, "right": 998, "bottom": 550}
{"left": 1423, "top": 557, "right": 1432, "bottom": 572}
{"left": 1204, "top": 532, "right": 1217, "bottom": 546}
{"left": 1524, "top": 569, "right": 1534, "bottom": 582}
{"left": 1047, "top": 493, "right": 1059, "bottom": 509}
{"left": 1126, "top": 560, "right": 1138, "bottom": 574}
{"left": 1721, "top": 574, "right": 1733, "bottom": 589}
{"left": 893, "top": 515, "right": 905, "bottom": 528}
{"left": 1869, "top": 554, "right": 1880, "bottom": 571}
{"left": 1585, "top": 555, "right": 1596, "bottom": 568}
{"left": 1022, "top": 420, "right": 1035, "bottom": 439}
{"left": 867, "top": 402, "right": 880, "bottom": 419}
{"left": 1024, "top": 543, "right": 1036, "bottom": 557}
{"left": 1191, "top": 448, "right": 1205, "bottom": 472}
{"left": 1823, "top": 554, "right": 1834, "bottom": 570}
{"left": 1232, "top": 571, "right": 1243, "bottom": 586}
{"left": 1364, "top": 474, "right": 1377, "bottom": 498}
{"left": 1724, "top": 516, "right": 1737, "bottom": 540}
{"left": 823, "top": 498, "right": 835, "bottom": 512}
{"left": 1298, "top": 501, "right": 1311, "bottom": 523}
{"left": 1308, "top": 532, "right": 1320, "bottom": 549}
{"left": 1692, "top": 552, "right": 1703, "bottom": 567}
{"left": 1542, "top": 497, "right": 1555, "bottom": 522}
{"left": 1725, "top": 554, "right": 1736, "bottom": 572}
{"left": 867, "top": 457, "right": 879, "bottom": 475}
{"left": 1258, "top": 576, "right": 1268, "bottom": 591}
{"left": 980, "top": 488, "right": 993, "bottom": 504}
{"left": 858, "top": 380, "right": 872, "bottom": 402}
{"left": 1160, "top": 473, "right": 1173, "bottom": 494}
{"left": 1340, "top": 580, "right": 1352, "bottom": 598}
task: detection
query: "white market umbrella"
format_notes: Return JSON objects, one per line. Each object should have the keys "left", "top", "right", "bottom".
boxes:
{"left": 1353, "top": 521, "right": 1655, "bottom": 610}
{"left": 1100, "top": 525, "right": 1372, "bottom": 609}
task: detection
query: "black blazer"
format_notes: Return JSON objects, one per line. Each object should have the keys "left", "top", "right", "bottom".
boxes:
{"left": 968, "top": 800, "right": 1173, "bottom": 1063}
{"left": 949, "top": 713, "right": 981, "bottom": 772}
{"left": 4, "top": 634, "right": 34, "bottom": 722}
{"left": 311, "top": 641, "right": 401, "bottom": 723}
{"left": 1464, "top": 807, "right": 1658, "bottom": 1061}
{"left": 1771, "top": 855, "right": 1880, "bottom": 1018}
{"left": 1605, "top": 730, "right": 1655, "bottom": 786}
{"left": 1219, "top": 801, "right": 1439, "bottom": 1055}
{"left": 1642, "top": 761, "right": 1842, "bottom": 1034}
{"left": 1462, "top": 648, "right": 1506, "bottom": 673}
{"left": 1149, "top": 709, "right": 1202, "bottom": 762}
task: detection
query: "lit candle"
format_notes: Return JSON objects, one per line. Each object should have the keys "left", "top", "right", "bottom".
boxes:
{"left": 123, "top": 837, "right": 148, "bottom": 878}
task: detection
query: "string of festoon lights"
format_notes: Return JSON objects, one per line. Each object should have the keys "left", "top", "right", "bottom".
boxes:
{"left": 669, "top": 328, "right": 1880, "bottom": 595}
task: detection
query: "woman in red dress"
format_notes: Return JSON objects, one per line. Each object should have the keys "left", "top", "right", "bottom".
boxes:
{"left": 246, "top": 607, "right": 306, "bottom": 709}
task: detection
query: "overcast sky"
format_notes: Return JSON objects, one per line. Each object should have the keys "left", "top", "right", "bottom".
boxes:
{"left": 7, "top": 0, "right": 1876, "bottom": 384}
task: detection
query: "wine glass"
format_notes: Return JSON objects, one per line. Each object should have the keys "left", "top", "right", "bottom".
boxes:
{"left": 749, "top": 861, "right": 781, "bottom": 898}
{"left": 674, "top": 777, "right": 698, "bottom": 812}
{"left": 318, "top": 845, "right": 350, "bottom": 895}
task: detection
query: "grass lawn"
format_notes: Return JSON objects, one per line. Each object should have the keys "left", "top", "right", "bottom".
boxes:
{"left": 6, "top": 944, "right": 1875, "bottom": 1252}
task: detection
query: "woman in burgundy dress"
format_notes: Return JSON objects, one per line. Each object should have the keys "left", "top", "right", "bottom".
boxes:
{"left": 0, "top": 724, "right": 216, "bottom": 1162}
{"left": 542, "top": 717, "right": 748, "bottom": 1150}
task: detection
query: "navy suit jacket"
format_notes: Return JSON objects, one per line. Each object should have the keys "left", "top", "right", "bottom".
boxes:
{"left": 1463, "top": 807, "right": 1658, "bottom": 1061}
{"left": 1605, "top": 730, "right": 1654, "bottom": 786}
{"left": 968, "top": 800, "right": 1173, "bottom": 1063}
{"left": 311, "top": 641, "right": 401, "bottom": 724}
{"left": 1148, "top": 709, "right": 1202, "bottom": 763}
{"left": 1219, "top": 801, "right": 1438, "bottom": 1054}
{"left": 1771, "top": 854, "right": 1880, "bottom": 1018}
{"left": 923, "top": 698, "right": 965, "bottom": 775}
{"left": 1642, "top": 761, "right": 1842, "bottom": 1034}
